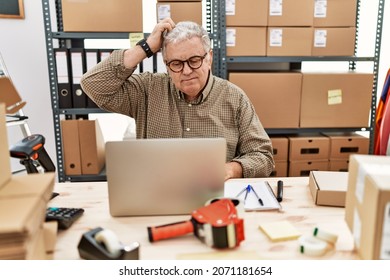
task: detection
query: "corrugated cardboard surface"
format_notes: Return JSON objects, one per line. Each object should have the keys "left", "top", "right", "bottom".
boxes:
{"left": 226, "top": 0, "right": 268, "bottom": 26}
{"left": 268, "top": 0, "right": 314, "bottom": 26}
{"left": 228, "top": 72, "right": 301, "bottom": 128}
{"left": 300, "top": 72, "right": 373, "bottom": 128}
{"left": 329, "top": 159, "right": 349, "bottom": 172}
{"left": 78, "top": 120, "right": 105, "bottom": 175}
{"left": 271, "top": 161, "right": 288, "bottom": 177}
{"left": 267, "top": 27, "right": 313, "bottom": 56}
{"left": 313, "top": 0, "right": 357, "bottom": 27}
{"left": 323, "top": 132, "right": 369, "bottom": 159}
{"left": 345, "top": 155, "right": 390, "bottom": 235}
{"left": 0, "top": 77, "right": 26, "bottom": 114}
{"left": 61, "top": 0, "right": 143, "bottom": 32}
{"left": 61, "top": 120, "right": 82, "bottom": 175}
{"left": 288, "top": 160, "right": 329, "bottom": 177}
{"left": 357, "top": 173, "right": 390, "bottom": 259}
{"left": 61, "top": 119, "right": 105, "bottom": 176}
{"left": 312, "top": 27, "right": 356, "bottom": 56}
{"left": 271, "top": 137, "right": 289, "bottom": 161}
{"left": 288, "top": 136, "right": 330, "bottom": 161}
{"left": 226, "top": 27, "right": 267, "bottom": 56}
{"left": 157, "top": 2, "right": 202, "bottom": 25}
{"left": 0, "top": 103, "right": 55, "bottom": 259}
{"left": 309, "top": 171, "right": 348, "bottom": 207}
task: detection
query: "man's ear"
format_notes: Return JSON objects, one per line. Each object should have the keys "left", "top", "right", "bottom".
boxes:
{"left": 208, "top": 49, "right": 213, "bottom": 68}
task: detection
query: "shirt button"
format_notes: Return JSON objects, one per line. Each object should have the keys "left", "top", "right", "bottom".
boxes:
{"left": 188, "top": 104, "right": 192, "bottom": 107}
{"left": 186, "top": 128, "right": 190, "bottom": 132}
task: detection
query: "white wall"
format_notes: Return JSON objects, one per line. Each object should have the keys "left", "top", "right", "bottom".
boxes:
{"left": 0, "top": 0, "right": 389, "bottom": 180}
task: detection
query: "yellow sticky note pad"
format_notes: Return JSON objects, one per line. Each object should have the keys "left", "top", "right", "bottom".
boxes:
{"left": 328, "top": 89, "right": 342, "bottom": 105}
{"left": 129, "top": 33, "right": 144, "bottom": 48}
{"left": 259, "top": 221, "right": 301, "bottom": 242}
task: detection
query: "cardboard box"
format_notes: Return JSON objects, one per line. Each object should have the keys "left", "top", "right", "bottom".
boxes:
{"left": 271, "top": 137, "right": 289, "bottom": 161}
{"left": 354, "top": 173, "right": 390, "bottom": 259}
{"left": 61, "top": 119, "right": 105, "bottom": 176}
{"left": 226, "top": 0, "right": 268, "bottom": 26}
{"left": 323, "top": 132, "right": 369, "bottom": 160}
{"left": 313, "top": 0, "right": 357, "bottom": 27}
{"left": 288, "top": 136, "right": 330, "bottom": 161}
{"left": 228, "top": 72, "right": 301, "bottom": 128}
{"left": 267, "top": 27, "right": 313, "bottom": 56}
{"left": 270, "top": 161, "right": 288, "bottom": 177}
{"left": 288, "top": 160, "right": 329, "bottom": 177}
{"left": 309, "top": 171, "right": 348, "bottom": 207}
{"left": 312, "top": 27, "right": 356, "bottom": 56}
{"left": 61, "top": 0, "right": 143, "bottom": 32}
{"left": 345, "top": 155, "right": 390, "bottom": 233}
{"left": 157, "top": 2, "right": 202, "bottom": 25}
{"left": 61, "top": 120, "right": 82, "bottom": 175}
{"left": 226, "top": 27, "right": 267, "bottom": 56}
{"left": 78, "top": 120, "right": 105, "bottom": 175}
{"left": 0, "top": 103, "right": 55, "bottom": 260}
{"left": 300, "top": 72, "right": 373, "bottom": 128}
{"left": 329, "top": 159, "right": 350, "bottom": 172}
{"left": 268, "top": 0, "right": 314, "bottom": 26}
{"left": 0, "top": 77, "right": 26, "bottom": 114}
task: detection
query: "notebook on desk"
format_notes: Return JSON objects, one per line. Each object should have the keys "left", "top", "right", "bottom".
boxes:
{"left": 105, "top": 138, "right": 226, "bottom": 217}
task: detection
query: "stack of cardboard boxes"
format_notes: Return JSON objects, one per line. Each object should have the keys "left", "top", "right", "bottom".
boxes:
{"left": 269, "top": 133, "right": 369, "bottom": 177}
{"left": 226, "top": 0, "right": 357, "bottom": 56}
{"left": 0, "top": 104, "right": 56, "bottom": 259}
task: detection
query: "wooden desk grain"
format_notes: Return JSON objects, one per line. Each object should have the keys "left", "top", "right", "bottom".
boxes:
{"left": 50, "top": 177, "right": 357, "bottom": 260}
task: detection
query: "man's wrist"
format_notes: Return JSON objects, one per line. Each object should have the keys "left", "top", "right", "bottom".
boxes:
{"left": 136, "top": 39, "right": 154, "bottom": 58}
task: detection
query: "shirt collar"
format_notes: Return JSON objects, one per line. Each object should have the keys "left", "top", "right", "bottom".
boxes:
{"left": 177, "top": 71, "right": 214, "bottom": 104}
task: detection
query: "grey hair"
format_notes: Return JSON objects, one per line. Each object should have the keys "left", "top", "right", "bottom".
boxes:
{"left": 162, "top": 21, "right": 211, "bottom": 58}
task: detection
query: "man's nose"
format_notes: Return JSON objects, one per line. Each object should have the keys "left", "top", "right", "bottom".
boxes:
{"left": 182, "top": 61, "right": 193, "bottom": 74}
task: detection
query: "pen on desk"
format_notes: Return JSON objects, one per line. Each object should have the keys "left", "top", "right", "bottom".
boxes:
{"left": 249, "top": 185, "right": 264, "bottom": 206}
{"left": 277, "top": 180, "right": 283, "bottom": 202}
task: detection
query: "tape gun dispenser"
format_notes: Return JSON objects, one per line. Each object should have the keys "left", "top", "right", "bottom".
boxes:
{"left": 148, "top": 198, "right": 244, "bottom": 249}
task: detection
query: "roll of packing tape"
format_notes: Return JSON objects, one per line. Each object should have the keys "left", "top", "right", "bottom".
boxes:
{"left": 313, "top": 227, "right": 338, "bottom": 244}
{"left": 298, "top": 235, "right": 328, "bottom": 257}
{"left": 95, "top": 229, "right": 122, "bottom": 258}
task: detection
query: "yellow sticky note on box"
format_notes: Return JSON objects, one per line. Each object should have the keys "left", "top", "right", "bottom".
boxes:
{"left": 259, "top": 221, "right": 301, "bottom": 242}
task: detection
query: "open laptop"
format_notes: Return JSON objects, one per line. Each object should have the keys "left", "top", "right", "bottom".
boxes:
{"left": 105, "top": 138, "right": 226, "bottom": 217}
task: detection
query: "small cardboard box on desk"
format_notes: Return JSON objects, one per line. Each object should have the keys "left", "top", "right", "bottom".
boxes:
{"left": 309, "top": 171, "right": 348, "bottom": 207}
{"left": 0, "top": 103, "right": 56, "bottom": 259}
{"left": 345, "top": 154, "right": 390, "bottom": 259}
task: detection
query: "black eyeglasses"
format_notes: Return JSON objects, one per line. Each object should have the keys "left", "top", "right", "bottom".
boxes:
{"left": 166, "top": 53, "right": 208, "bottom": 73}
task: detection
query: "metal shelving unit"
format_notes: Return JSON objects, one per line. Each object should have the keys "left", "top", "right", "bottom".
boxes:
{"left": 42, "top": 0, "right": 220, "bottom": 182}
{"left": 42, "top": 0, "right": 385, "bottom": 182}
{"left": 219, "top": 0, "right": 386, "bottom": 154}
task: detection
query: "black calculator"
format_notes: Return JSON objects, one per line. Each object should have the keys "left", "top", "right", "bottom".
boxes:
{"left": 46, "top": 207, "right": 85, "bottom": 230}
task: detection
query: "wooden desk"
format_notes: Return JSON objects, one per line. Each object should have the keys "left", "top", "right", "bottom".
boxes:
{"left": 50, "top": 177, "right": 357, "bottom": 260}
